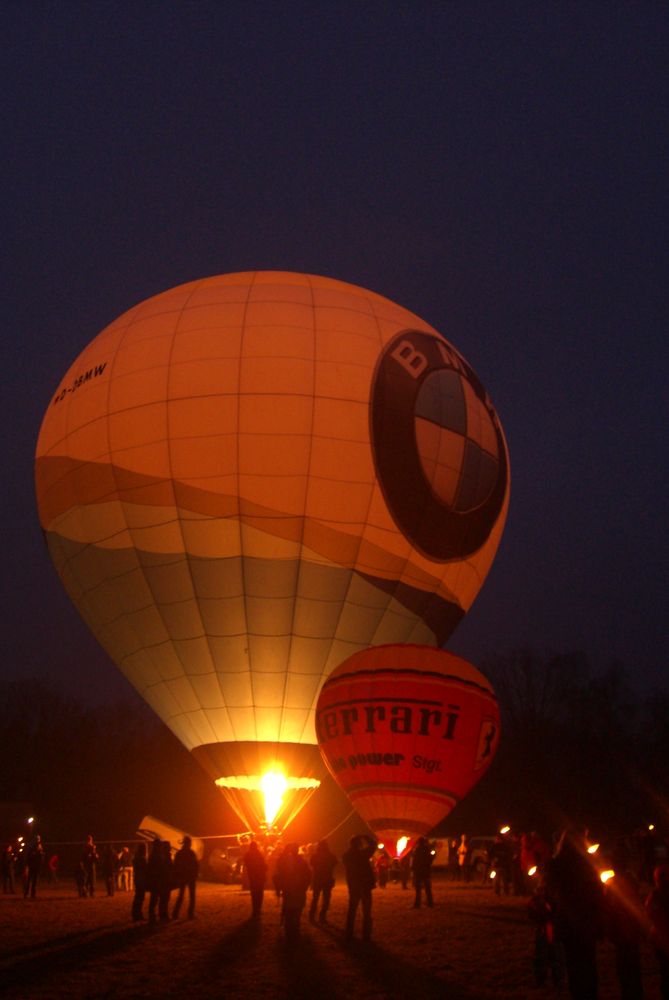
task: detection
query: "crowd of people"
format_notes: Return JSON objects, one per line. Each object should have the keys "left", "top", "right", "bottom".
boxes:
{"left": 4, "top": 823, "right": 669, "bottom": 996}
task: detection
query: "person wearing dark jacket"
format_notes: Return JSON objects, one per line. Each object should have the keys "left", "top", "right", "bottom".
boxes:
{"left": 275, "top": 843, "right": 311, "bottom": 944}
{"left": 604, "top": 850, "right": 645, "bottom": 1000}
{"left": 101, "top": 844, "right": 118, "bottom": 896}
{"left": 243, "top": 840, "right": 268, "bottom": 920}
{"left": 411, "top": 837, "right": 435, "bottom": 908}
{"left": 23, "top": 835, "right": 44, "bottom": 899}
{"left": 131, "top": 843, "right": 148, "bottom": 921}
{"left": 172, "top": 836, "right": 199, "bottom": 919}
{"left": 343, "top": 834, "right": 376, "bottom": 943}
{"left": 646, "top": 863, "right": 669, "bottom": 998}
{"left": 82, "top": 835, "right": 98, "bottom": 898}
{"left": 309, "top": 839, "right": 337, "bottom": 924}
{"left": 147, "top": 839, "right": 172, "bottom": 924}
{"left": 545, "top": 828, "right": 603, "bottom": 1000}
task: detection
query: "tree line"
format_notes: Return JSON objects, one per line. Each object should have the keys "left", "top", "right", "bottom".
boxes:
{"left": 1, "top": 650, "right": 667, "bottom": 842}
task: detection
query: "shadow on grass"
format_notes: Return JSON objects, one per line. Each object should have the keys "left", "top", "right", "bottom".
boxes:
{"left": 0, "top": 922, "right": 146, "bottom": 993}
{"left": 316, "top": 924, "right": 482, "bottom": 999}
{"left": 274, "top": 929, "right": 342, "bottom": 1000}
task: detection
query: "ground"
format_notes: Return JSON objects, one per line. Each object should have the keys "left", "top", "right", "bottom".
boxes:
{"left": 0, "top": 876, "right": 662, "bottom": 999}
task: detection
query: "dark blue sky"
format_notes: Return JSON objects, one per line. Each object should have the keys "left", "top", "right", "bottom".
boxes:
{"left": 3, "top": 2, "right": 667, "bottom": 703}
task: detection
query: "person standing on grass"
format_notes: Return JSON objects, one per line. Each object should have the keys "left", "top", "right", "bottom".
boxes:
{"left": 101, "top": 844, "right": 117, "bottom": 896}
{"left": 343, "top": 834, "right": 377, "bottom": 943}
{"left": 243, "top": 840, "right": 268, "bottom": 920}
{"left": 172, "top": 835, "right": 199, "bottom": 920}
{"left": 411, "top": 837, "right": 434, "bottom": 908}
{"left": 2, "top": 843, "right": 16, "bottom": 893}
{"left": 147, "top": 839, "right": 172, "bottom": 924}
{"left": 275, "top": 843, "right": 311, "bottom": 946}
{"left": 545, "top": 827, "right": 603, "bottom": 1000}
{"left": 309, "top": 839, "right": 337, "bottom": 924}
{"left": 23, "top": 834, "right": 44, "bottom": 899}
{"left": 646, "top": 863, "right": 669, "bottom": 999}
{"left": 131, "top": 842, "right": 148, "bottom": 921}
{"left": 82, "top": 835, "right": 99, "bottom": 898}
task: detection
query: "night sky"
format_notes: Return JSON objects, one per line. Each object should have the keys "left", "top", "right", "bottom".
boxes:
{"left": 4, "top": 3, "right": 667, "bottom": 705}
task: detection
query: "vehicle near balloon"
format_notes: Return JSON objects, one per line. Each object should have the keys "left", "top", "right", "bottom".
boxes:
{"left": 35, "top": 271, "right": 509, "bottom": 834}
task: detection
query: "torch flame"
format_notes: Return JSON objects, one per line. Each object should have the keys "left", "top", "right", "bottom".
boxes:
{"left": 260, "top": 771, "right": 288, "bottom": 828}
{"left": 600, "top": 869, "right": 615, "bottom": 884}
{"left": 396, "top": 836, "right": 409, "bottom": 857}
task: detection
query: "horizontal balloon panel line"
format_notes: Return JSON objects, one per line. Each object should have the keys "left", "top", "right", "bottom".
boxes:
{"left": 347, "top": 783, "right": 460, "bottom": 800}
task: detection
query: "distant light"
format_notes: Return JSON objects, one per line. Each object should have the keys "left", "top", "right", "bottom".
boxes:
{"left": 649, "top": 824, "right": 656, "bottom": 832}
{"left": 600, "top": 869, "right": 615, "bottom": 884}
{"left": 587, "top": 843, "right": 600, "bottom": 855}
{"left": 489, "top": 869, "right": 497, "bottom": 879}
{"left": 528, "top": 866, "right": 538, "bottom": 877}
{"left": 26, "top": 817, "right": 35, "bottom": 825}
{"left": 18, "top": 836, "right": 24, "bottom": 843}
{"left": 500, "top": 825, "right": 511, "bottom": 835}
{"left": 431, "top": 849, "right": 436, "bottom": 856}
{"left": 378, "top": 843, "right": 384, "bottom": 851}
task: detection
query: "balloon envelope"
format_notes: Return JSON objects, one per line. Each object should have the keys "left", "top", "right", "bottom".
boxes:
{"left": 315, "top": 644, "right": 501, "bottom": 847}
{"left": 35, "top": 272, "right": 508, "bottom": 831}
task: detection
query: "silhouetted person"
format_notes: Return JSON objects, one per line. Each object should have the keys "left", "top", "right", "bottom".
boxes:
{"left": 343, "top": 834, "right": 376, "bottom": 943}
{"left": 132, "top": 843, "right": 148, "bottom": 921}
{"left": 75, "top": 860, "right": 86, "bottom": 897}
{"left": 528, "top": 880, "right": 564, "bottom": 987}
{"left": 412, "top": 837, "right": 434, "bottom": 908}
{"left": 545, "top": 827, "right": 603, "bottom": 1000}
{"left": 399, "top": 851, "right": 411, "bottom": 889}
{"left": 243, "top": 840, "right": 268, "bottom": 920}
{"left": 23, "top": 835, "right": 43, "bottom": 899}
{"left": 376, "top": 852, "right": 389, "bottom": 889}
{"left": 646, "top": 863, "right": 669, "bottom": 998}
{"left": 172, "top": 836, "right": 199, "bottom": 919}
{"left": 490, "top": 833, "right": 513, "bottom": 896}
{"left": 275, "top": 843, "right": 311, "bottom": 945}
{"left": 82, "top": 835, "right": 98, "bottom": 897}
{"left": 147, "top": 839, "right": 172, "bottom": 924}
{"left": 457, "top": 834, "right": 470, "bottom": 882}
{"left": 309, "top": 839, "right": 337, "bottom": 924}
{"left": 604, "top": 846, "right": 645, "bottom": 1000}
{"left": 117, "top": 846, "right": 132, "bottom": 891}
{"left": 2, "top": 843, "right": 16, "bottom": 893}
{"left": 101, "top": 844, "right": 117, "bottom": 896}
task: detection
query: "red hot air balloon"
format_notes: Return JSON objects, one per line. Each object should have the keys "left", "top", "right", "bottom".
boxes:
{"left": 315, "top": 644, "right": 500, "bottom": 852}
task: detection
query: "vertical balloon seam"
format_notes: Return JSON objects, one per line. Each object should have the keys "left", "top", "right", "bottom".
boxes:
{"left": 234, "top": 272, "right": 258, "bottom": 746}
{"left": 163, "top": 276, "right": 231, "bottom": 746}
{"left": 279, "top": 272, "right": 318, "bottom": 751}
{"left": 323, "top": 292, "right": 398, "bottom": 707}
{"left": 115, "top": 279, "right": 207, "bottom": 743}
{"left": 69, "top": 309, "right": 162, "bottom": 710}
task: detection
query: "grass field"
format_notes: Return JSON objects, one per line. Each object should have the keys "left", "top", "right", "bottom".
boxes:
{"left": 0, "top": 876, "right": 663, "bottom": 999}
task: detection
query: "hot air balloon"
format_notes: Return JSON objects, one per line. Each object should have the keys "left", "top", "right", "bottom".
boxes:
{"left": 315, "top": 644, "right": 501, "bottom": 853}
{"left": 34, "top": 271, "right": 509, "bottom": 834}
